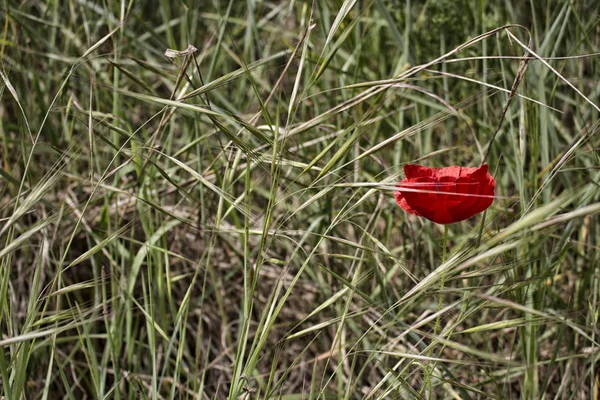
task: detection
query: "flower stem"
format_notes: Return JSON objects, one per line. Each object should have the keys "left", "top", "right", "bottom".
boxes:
{"left": 442, "top": 224, "right": 448, "bottom": 263}
{"left": 434, "top": 225, "right": 448, "bottom": 333}
{"left": 429, "top": 225, "right": 448, "bottom": 399}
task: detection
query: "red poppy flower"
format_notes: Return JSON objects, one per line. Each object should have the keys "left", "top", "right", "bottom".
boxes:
{"left": 394, "top": 164, "right": 495, "bottom": 224}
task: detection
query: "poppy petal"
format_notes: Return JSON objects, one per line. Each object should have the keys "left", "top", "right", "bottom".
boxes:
{"left": 394, "top": 188, "right": 423, "bottom": 217}
{"left": 404, "top": 164, "right": 434, "bottom": 179}
{"left": 394, "top": 164, "right": 495, "bottom": 224}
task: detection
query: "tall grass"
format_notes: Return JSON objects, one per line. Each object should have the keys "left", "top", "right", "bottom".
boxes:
{"left": 0, "top": 0, "right": 599, "bottom": 398}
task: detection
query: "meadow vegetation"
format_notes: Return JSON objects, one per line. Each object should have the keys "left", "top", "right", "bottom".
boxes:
{"left": 0, "top": 0, "right": 599, "bottom": 398}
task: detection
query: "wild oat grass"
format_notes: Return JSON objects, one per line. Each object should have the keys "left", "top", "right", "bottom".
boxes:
{"left": 0, "top": 1, "right": 599, "bottom": 399}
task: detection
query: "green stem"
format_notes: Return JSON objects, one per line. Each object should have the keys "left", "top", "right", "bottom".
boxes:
{"left": 442, "top": 224, "right": 448, "bottom": 263}
{"left": 429, "top": 224, "right": 448, "bottom": 399}
{"left": 435, "top": 225, "right": 448, "bottom": 332}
